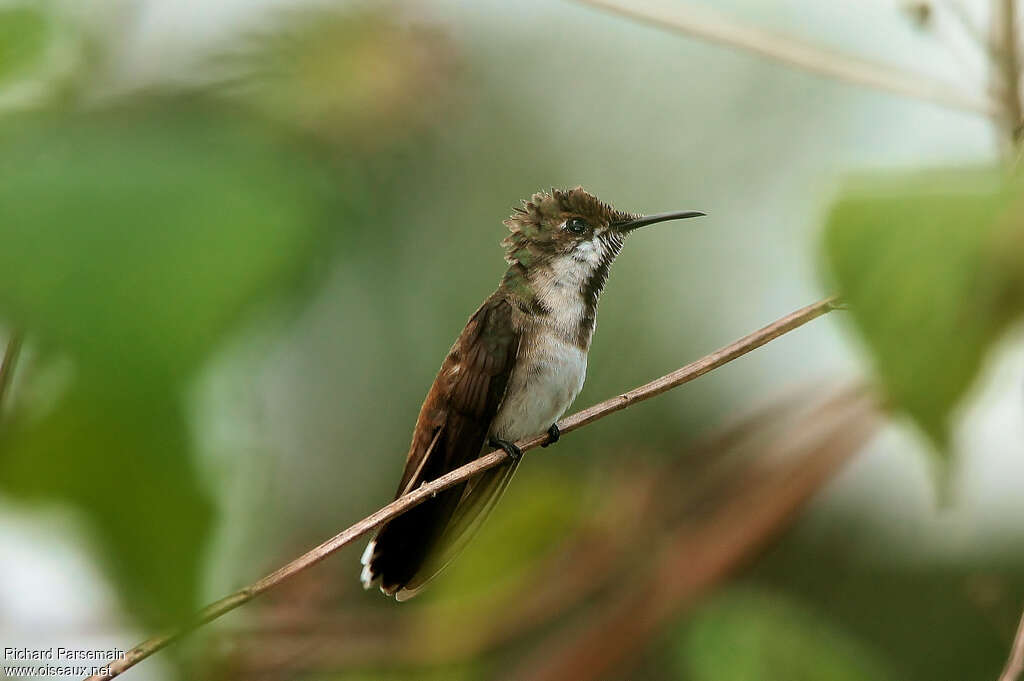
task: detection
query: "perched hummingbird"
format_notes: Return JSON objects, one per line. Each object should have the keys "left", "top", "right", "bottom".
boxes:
{"left": 360, "top": 187, "right": 703, "bottom": 600}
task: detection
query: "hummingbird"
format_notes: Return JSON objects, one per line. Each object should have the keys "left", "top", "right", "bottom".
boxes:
{"left": 360, "top": 187, "right": 704, "bottom": 600}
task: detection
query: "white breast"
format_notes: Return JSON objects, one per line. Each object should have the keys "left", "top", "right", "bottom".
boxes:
{"left": 490, "top": 332, "right": 587, "bottom": 442}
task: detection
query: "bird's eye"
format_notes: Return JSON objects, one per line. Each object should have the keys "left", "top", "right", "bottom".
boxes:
{"left": 565, "top": 217, "right": 588, "bottom": 234}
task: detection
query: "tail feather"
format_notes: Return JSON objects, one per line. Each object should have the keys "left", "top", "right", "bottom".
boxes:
{"left": 359, "top": 539, "right": 377, "bottom": 590}
{"left": 358, "top": 458, "right": 521, "bottom": 599}
{"left": 358, "top": 481, "right": 467, "bottom": 597}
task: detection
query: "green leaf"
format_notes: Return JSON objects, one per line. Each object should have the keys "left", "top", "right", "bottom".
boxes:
{"left": 0, "top": 103, "right": 337, "bottom": 382}
{"left": 678, "top": 590, "right": 897, "bottom": 681}
{"left": 0, "top": 6, "right": 50, "bottom": 84}
{"left": 822, "top": 168, "right": 1024, "bottom": 452}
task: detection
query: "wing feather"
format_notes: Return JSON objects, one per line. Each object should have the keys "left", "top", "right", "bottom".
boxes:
{"left": 362, "top": 294, "right": 521, "bottom": 596}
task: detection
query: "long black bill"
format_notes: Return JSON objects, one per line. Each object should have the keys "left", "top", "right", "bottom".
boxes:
{"left": 615, "top": 210, "right": 705, "bottom": 232}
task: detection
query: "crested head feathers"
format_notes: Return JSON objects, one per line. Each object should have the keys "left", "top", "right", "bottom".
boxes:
{"left": 501, "top": 186, "right": 633, "bottom": 264}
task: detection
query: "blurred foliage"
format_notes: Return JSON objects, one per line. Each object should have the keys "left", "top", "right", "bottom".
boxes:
{"left": 677, "top": 589, "right": 897, "bottom": 681}
{"left": 0, "top": 99, "right": 342, "bottom": 628}
{"left": 0, "top": 5, "right": 49, "bottom": 85}
{"left": 751, "top": 544, "right": 1024, "bottom": 681}
{"left": 0, "top": 103, "right": 338, "bottom": 381}
{"left": 426, "top": 466, "right": 585, "bottom": 604}
{"left": 822, "top": 168, "right": 1024, "bottom": 455}
{"left": 212, "top": 8, "right": 455, "bottom": 146}
{"left": 0, "top": 387, "right": 212, "bottom": 627}
{"left": 326, "top": 665, "right": 477, "bottom": 681}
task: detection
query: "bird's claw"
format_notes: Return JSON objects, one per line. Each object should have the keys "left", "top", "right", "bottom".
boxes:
{"left": 488, "top": 437, "right": 522, "bottom": 463}
{"left": 542, "top": 423, "right": 560, "bottom": 448}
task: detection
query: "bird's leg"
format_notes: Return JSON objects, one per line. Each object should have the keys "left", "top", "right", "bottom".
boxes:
{"left": 542, "top": 423, "right": 560, "bottom": 448}
{"left": 488, "top": 436, "right": 522, "bottom": 463}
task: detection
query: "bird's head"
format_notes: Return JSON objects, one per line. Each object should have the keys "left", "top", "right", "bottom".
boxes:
{"left": 501, "top": 186, "right": 703, "bottom": 302}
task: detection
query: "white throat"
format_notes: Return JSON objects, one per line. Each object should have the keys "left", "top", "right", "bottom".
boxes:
{"left": 528, "top": 230, "right": 617, "bottom": 347}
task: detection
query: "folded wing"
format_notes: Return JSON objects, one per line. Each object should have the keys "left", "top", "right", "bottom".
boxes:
{"left": 361, "top": 294, "right": 521, "bottom": 598}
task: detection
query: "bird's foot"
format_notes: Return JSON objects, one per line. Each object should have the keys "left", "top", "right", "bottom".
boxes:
{"left": 488, "top": 437, "right": 522, "bottom": 463}
{"left": 542, "top": 423, "right": 560, "bottom": 448}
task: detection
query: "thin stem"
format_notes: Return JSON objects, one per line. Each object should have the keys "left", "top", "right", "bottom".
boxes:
{"left": 573, "top": 0, "right": 999, "bottom": 116}
{"left": 0, "top": 330, "right": 24, "bottom": 421}
{"left": 999, "top": 607, "right": 1024, "bottom": 681}
{"left": 999, "top": 0, "right": 1023, "bottom": 145}
{"left": 82, "top": 295, "right": 840, "bottom": 681}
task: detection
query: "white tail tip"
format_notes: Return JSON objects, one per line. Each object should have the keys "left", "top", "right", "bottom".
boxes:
{"left": 359, "top": 539, "right": 377, "bottom": 589}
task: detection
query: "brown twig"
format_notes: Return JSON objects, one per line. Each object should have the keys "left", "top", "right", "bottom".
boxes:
{"left": 999, "top": 608, "right": 1024, "bottom": 681}
{"left": 573, "top": 0, "right": 999, "bottom": 116}
{"left": 83, "top": 295, "right": 840, "bottom": 681}
{"left": 0, "top": 330, "right": 24, "bottom": 420}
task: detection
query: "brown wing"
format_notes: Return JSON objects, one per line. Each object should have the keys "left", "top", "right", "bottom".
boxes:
{"left": 361, "top": 294, "right": 520, "bottom": 598}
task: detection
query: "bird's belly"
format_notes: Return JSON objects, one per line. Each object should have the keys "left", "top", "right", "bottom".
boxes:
{"left": 490, "top": 337, "right": 587, "bottom": 442}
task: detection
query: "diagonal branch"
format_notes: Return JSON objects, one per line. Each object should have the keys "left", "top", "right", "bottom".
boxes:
{"left": 999, "top": 607, "right": 1024, "bottom": 681}
{"left": 573, "top": 0, "right": 1000, "bottom": 116}
{"left": 83, "top": 295, "right": 841, "bottom": 681}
